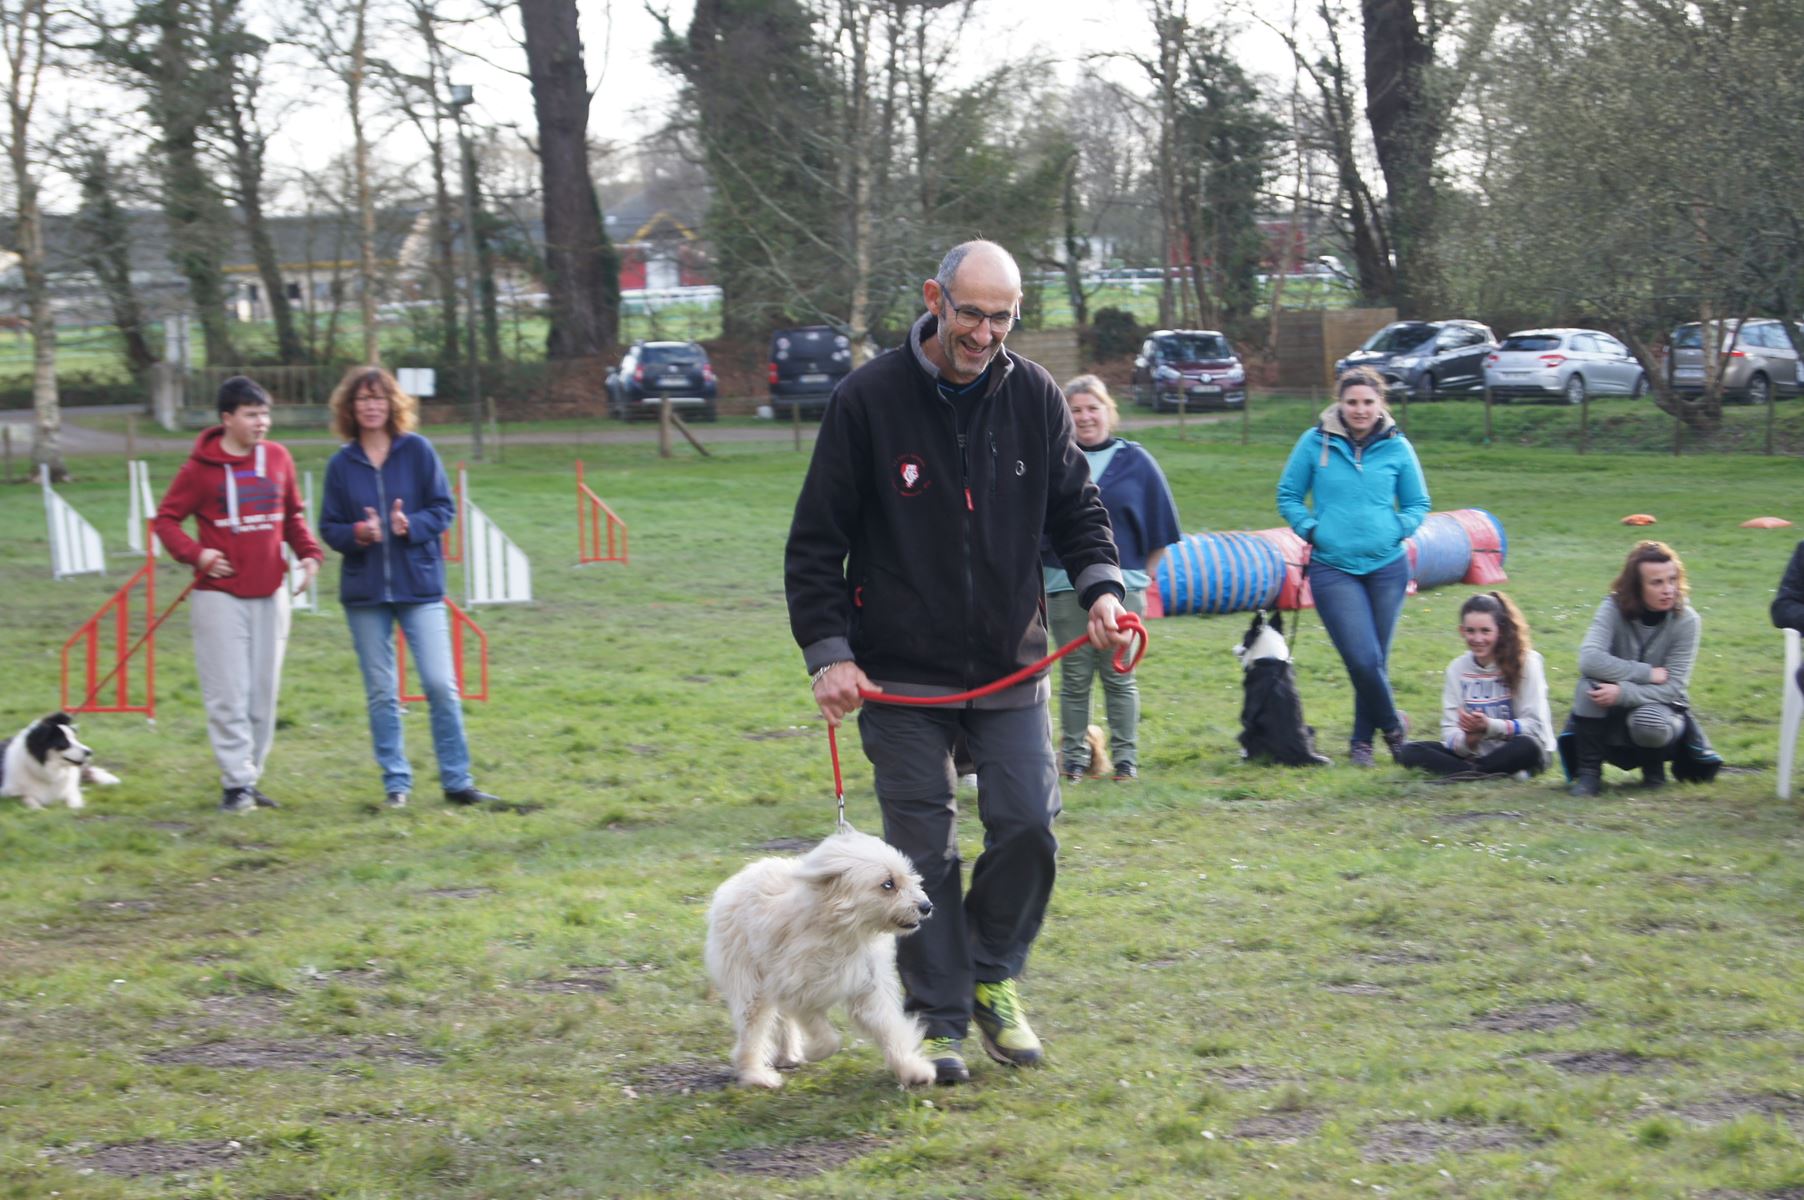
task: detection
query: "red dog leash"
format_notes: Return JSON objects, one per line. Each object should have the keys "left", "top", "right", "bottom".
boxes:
{"left": 825, "top": 612, "right": 1148, "bottom": 828}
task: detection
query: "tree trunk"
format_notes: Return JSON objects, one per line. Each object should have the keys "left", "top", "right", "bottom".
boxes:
{"left": 348, "top": 0, "right": 379, "bottom": 363}
{"left": 219, "top": 74, "right": 306, "bottom": 363}
{"left": 841, "top": 0, "right": 874, "bottom": 363}
{"left": 74, "top": 150, "right": 159, "bottom": 373}
{"left": 1361, "top": 0, "right": 1438, "bottom": 314}
{"left": 518, "top": 0, "right": 620, "bottom": 359}
{"left": 465, "top": 139, "right": 503, "bottom": 361}
{"left": 6, "top": 34, "right": 61, "bottom": 480}
{"left": 155, "top": 8, "right": 236, "bottom": 365}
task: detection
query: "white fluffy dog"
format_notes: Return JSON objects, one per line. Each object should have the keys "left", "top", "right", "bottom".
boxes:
{"left": 706, "top": 828, "right": 937, "bottom": 1089}
{"left": 2, "top": 712, "right": 121, "bottom": 810}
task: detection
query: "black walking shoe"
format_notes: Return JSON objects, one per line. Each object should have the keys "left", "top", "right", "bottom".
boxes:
{"left": 922, "top": 1037, "right": 970, "bottom": 1085}
{"left": 385, "top": 791, "right": 409, "bottom": 808}
{"left": 1641, "top": 761, "right": 1667, "bottom": 789}
{"left": 444, "top": 786, "right": 501, "bottom": 806}
{"left": 220, "top": 787, "right": 256, "bottom": 813}
{"left": 973, "top": 979, "right": 1044, "bottom": 1067}
{"left": 1113, "top": 763, "right": 1139, "bottom": 782}
{"left": 1569, "top": 772, "right": 1602, "bottom": 798}
{"left": 248, "top": 787, "right": 280, "bottom": 809}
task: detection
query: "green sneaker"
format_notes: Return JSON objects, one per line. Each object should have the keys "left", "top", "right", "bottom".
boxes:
{"left": 972, "top": 978, "right": 1044, "bottom": 1067}
{"left": 922, "top": 1036, "right": 970, "bottom": 1085}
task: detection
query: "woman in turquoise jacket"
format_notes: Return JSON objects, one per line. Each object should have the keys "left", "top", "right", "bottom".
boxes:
{"left": 1277, "top": 366, "right": 1431, "bottom": 766}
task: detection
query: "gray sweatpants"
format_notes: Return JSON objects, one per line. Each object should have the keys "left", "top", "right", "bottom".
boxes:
{"left": 189, "top": 589, "right": 292, "bottom": 790}
{"left": 856, "top": 700, "right": 1060, "bottom": 1040}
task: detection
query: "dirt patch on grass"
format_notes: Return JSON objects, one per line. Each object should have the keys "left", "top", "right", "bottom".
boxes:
{"left": 1209, "top": 1064, "right": 1288, "bottom": 1091}
{"left": 634, "top": 1059, "right": 737, "bottom": 1094}
{"left": 1667, "top": 873, "right": 1751, "bottom": 890}
{"left": 144, "top": 1036, "right": 442, "bottom": 1068}
{"left": 754, "top": 837, "right": 819, "bottom": 852}
{"left": 1362, "top": 1121, "right": 1539, "bottom": 1163}
{"left": 421, "top": 886, "right": 495, "bottom": 899}
{"left": 712, "top": 1136, "right": 880, "bottom": 1178}
{"left": 742, "top": 728, "right": 814, "bottom": 742}
{"left": 1670, "top": 1093, "right": 1804, "bottom": 1125}
{"left": 1469, "top": 1001, "right": 1590, "bottom": 1032}
{"left": 1441, "top": 810, "right": 1526, "bottom": 824}
{"left": 1233, "top": 1111, "right": 1323, "bottom": 1143}
{"left": 147, "top": 821, "right": 194, "bottom": 833}
{"left": 80, "top": 897, "right": 157, "bottom": 912}
{"left": 1361, "top": 947, "right": 1440, "bottom": 965}
{"left": 1534, "top": 1049, "right": 1657, "bottom": 1074}
{"left": 76, "top": 1137, "right": 254, "bottom": 1177}
{"left": 158, "top": 994, "right": 288, "bottom": 1030}
{"left": 525, "top": 967, "right": 614, "bottom": 994}
{"left": 1325, "top": 982, "right": 1393, "bottom": 996}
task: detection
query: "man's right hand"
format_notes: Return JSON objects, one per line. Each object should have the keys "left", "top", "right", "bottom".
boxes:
{"left": 354, "top": 506, "right": 383, "bottom": 545}
{"left": 813, "top": 661, "right": 879, "bottom": 726}
{"left": 196, "top": 548, "right": 234, "bottom": 578}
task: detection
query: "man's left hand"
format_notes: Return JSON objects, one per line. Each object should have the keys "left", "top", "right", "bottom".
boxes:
{"left": 1086, "top": 592, "right": 1133, "bottom": 652}
{"left": 299, "top": 557, "right": 321, "bottom": 584}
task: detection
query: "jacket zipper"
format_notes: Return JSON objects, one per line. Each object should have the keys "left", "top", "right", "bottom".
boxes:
{"left": 370, "top": 451, "right": 394, "bottom": 603}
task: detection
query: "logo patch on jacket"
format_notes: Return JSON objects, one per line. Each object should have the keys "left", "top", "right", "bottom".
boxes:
{"left": 892, "top": 454, "right": 930, "bottom": 497}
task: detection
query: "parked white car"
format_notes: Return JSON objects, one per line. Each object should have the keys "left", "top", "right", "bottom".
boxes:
{"left": 1483, "top": 328, "right": 1645, "bottom": 404}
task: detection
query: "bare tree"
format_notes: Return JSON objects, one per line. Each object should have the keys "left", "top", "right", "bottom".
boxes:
{"left": 301, "top": 0, "right": 381, "bottom": 363}
{"left": 69, "top": 143, "right": 160, "bottom": 374}
{"left": 1, "top": 0, "right": 62, "bottom": 479}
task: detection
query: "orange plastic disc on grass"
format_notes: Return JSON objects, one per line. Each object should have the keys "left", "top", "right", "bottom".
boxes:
{"left": 1620, "top": 514, "right": 1657, "bottom": 526}
{"left": 1741, "top": 516, "right": 1794, "bottom": 528}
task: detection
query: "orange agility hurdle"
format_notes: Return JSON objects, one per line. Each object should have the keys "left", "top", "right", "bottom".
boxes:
{"left": 395, "top": 598, "right": 489, "bottom": 703}
{"left": 576, "top": 459, "right": 628, "bottom": 565}
{"left": 61, "top": 533, "right": 170, "bottom": 718}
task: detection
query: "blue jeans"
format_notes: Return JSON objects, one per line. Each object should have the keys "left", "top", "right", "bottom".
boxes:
{"left": 1307, "top": 554, "right": 1409, "bottom": 745}
{"left": 345, "top": 601, "right": 473, "bottom": 794}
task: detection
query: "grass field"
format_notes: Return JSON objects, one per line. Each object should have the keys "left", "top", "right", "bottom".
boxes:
{"left": 3, "top": 419, "right": 1803, "bottom": 1198}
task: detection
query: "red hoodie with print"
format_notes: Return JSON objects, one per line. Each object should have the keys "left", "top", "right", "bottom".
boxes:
{"left": 152, "top": 427, "right": 323, "bottom": 598}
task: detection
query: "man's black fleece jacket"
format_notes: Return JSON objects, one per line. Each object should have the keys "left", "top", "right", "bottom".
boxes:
{"left": 785, "top": 313, "right": 1124, "bottom": 707}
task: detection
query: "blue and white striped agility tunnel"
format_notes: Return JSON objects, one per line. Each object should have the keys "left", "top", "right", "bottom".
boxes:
{"left": 1154, "top": 508, "right": 1507, "bottom": 616}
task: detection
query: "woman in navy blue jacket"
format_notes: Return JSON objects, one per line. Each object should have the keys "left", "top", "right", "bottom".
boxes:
{"left": 318, "top": 366, "right": 500, "bottom": 809}
{"left": 1042, "top": 375, "right": 1181, "bottom": 781}
{"left": 1277, "top": 366, "right": 1431, "bottom": 767}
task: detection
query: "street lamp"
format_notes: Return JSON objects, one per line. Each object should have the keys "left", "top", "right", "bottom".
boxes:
{"left": 449, "top": 83, "right": 484, "bottom": 461}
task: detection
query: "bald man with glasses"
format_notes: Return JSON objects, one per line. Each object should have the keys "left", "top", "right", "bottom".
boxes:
{"left": 786, "top": 240, "right": 1133, "bottom": 1084}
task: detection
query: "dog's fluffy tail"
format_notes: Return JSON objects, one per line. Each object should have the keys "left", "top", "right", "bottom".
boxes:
{"left": 1084, "top": 725, "right": 1112, "bottom": 778}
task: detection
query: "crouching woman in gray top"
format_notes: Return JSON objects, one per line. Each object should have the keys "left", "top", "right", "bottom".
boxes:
{"left": 1564, "top": 540, "right": 1720, "bottom": 795}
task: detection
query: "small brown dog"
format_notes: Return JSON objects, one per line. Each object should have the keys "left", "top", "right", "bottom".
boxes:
{"left": 1083, "top": 724, "right": 1112, "bottom": 779}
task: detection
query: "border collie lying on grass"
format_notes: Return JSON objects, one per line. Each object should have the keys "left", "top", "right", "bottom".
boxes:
{"left": 1234, "top": 612, "right": 1332, "bottom": 767}
{"left": 1, "top": 712, "right": 121, "bottom": 810}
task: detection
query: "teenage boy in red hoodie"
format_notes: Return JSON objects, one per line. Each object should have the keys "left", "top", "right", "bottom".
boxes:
{"left": 153, "top": 376, "right": 324, "bottom": 812}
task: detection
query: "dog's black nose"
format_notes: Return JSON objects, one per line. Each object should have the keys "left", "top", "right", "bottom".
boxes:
{"left": 917, "top": 899, "right": 933, "bottom": 917}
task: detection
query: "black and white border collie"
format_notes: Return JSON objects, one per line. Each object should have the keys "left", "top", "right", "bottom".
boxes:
{"left": 1234, "top": 612, "right": 1331, "bottom": 767}
{"left": 1, "top": 713, "right": 120, "bottom": 810}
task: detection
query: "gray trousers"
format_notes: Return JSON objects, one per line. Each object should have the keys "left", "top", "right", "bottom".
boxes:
{"left": 189, "top": 589, "right": 291, "bottom": 790}
{"left": 1048, "top": 587, "right": 1147, "bottom": 770}
{"left": 856, "top": 700, "right": 1060, "bottom": 1040}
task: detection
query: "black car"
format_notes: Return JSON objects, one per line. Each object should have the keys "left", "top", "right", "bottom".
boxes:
{"left": 1131, "top": 330, "right": 1248, "bottom": 411}
{"left": 768, "top": 325, "right": 853, "bottom": 418}
{"left": 1334, "top": 319, "right": 1497, "bottom": 400}
{"left": 606, "top": 341, "right": 719, "bottom": 421}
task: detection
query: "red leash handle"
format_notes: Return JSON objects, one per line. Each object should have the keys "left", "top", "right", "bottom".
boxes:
{"left": 825, "top": 612, "right": 1149, "bottom": 816}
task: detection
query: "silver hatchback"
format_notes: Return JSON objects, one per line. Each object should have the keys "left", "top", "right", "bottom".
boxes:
{"left": 1484, "top": 328, "right": 1645, "bottom": 404}
{"left": 1669, "top": 318, "right": 1802, "bottom": 405}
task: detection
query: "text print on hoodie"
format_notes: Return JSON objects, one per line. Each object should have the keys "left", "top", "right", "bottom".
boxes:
{"left": 152, "top": 426, "right": 323, "bottom": 599}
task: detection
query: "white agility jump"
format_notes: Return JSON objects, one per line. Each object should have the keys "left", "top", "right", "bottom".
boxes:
{"left": 126, "top": 460, "right": 162, "bottom": 558}
{"left": 460, "top": 466, "right": 532, "bottom": 605}
{"left": 285, "top": 470, "right": 320, "bottom": 614}
{"left": 43, "top": 474, "right": 106, "bottom": 579}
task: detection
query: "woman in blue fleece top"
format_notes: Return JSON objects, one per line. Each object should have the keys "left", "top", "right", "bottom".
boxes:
{"left": 1277, "top": 366, "right": 1431, "bottom": 767}
{"left": 1043, "top": 375, "right": 1181, "bottom": 782}
{"left": 319, "top": 366, "right": 501, "bottom": 810}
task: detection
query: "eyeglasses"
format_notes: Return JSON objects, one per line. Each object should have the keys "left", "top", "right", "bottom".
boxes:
{"left": 939, "top": 284, "right": 1018, "bottom": 334}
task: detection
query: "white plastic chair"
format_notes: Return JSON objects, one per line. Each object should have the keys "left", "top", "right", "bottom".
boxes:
{"left": 1781, "top": 629, "right": 1802, "bottom": 799}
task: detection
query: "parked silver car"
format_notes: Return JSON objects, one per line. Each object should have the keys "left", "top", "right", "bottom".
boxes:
{"left": 1484, "top": 328, "right": 1645, "bottom": 404}
{"left": 1669, "top": 318, "right": 1802, "bottom": 405}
